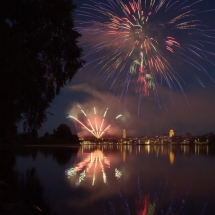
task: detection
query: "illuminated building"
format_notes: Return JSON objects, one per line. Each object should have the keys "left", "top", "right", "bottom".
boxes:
{"left": 122, "top": 129, "right": 126, "bottom": 139}
{"left": 169, "top": 129, "right": 174, "bottom": 137}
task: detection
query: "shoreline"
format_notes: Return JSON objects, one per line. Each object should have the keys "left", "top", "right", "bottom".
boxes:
{"left": 0, "top": 144, "right": 81, "bottom": 148}
{"left": 0, "top": 143, "right": 214, "bottom": 147}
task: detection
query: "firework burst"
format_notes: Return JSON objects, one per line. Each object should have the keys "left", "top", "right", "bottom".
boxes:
{"left": 67, "top": 105, "right": 122, "bottom": 139}
{"left": 77, "top": 0, "right": 215, "bottom": 103}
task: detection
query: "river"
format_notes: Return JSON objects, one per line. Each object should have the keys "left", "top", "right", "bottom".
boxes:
{"left": 1, "top": 144, "right": 215, "bottom": 215}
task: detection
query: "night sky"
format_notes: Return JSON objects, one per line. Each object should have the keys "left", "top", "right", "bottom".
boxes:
{"left": 39, "top": 0, "right": 215, "bottom": 137}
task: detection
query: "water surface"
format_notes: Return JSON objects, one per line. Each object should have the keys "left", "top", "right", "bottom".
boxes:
{"left": 1, "top": 144, "right": 215, "bottom": 215}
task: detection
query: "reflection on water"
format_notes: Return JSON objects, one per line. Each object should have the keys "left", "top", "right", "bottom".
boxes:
{"left": 65, "top": 149, "right": 110, "bottom": 186}
{"left": 1, "top": 145, "right": 215, "bottom": 215}
{"left": 80, "top": 144, "right": 215, "bottom": 163}
{"left": 66, "top": 144, "right": 215, "bottom": 215}
{"left": 115, "top": 168, "right": 122, "bottom": 180}
{"left": 136, "top": 194, "right": 156, "bottom": 215}
{"left": 169, "top": 151, "right": 174, "bottom": 165}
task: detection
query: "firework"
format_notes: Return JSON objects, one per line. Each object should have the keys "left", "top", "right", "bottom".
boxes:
{"left": 67, "top": 105, "right": 122, "bottom": 139}
{"left": 65, "top": 149, "right": 110, "bottom": 186}
{"left": 77, "top": 0, "right": 215, "bottom": 100}
{"left": 116, "top": 114, "right": 122, "bottom": 119}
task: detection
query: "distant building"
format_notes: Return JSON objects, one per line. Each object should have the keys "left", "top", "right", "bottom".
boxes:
{"left": 169, "top": 129, "right": 174, "bottom": 137}
{"left": 122, "top": 129, "right": 126, "bottom": 139}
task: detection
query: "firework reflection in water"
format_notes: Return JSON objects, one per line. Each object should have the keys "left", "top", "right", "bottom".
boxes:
{"left": 65, "top": 150, "right": 208, "bottom": 214}
{"left": 97, "top": 177, "right": 196, "bottom": 215}
{"left": 65, "top": 149, "right": 110, "bottom": 186}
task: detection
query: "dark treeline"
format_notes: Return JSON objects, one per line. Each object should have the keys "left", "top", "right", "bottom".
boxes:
{"left": 0, "top": 0, "right": 84, "bottom": 143}
{"left": 21, "top": 123, "right": 81, "bottom": 145}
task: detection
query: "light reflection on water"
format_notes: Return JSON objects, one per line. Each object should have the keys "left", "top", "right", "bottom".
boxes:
{"left": 3, "top": 144, "right": 215, "bottom": 214}
{"left": 65, "top": 149, "right": 111, "bottom": 186}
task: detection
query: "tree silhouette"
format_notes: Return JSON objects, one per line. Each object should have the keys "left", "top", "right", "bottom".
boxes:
{"left": 53, "top": 123, "right": 76, "bottom": 143}
{"left": 0, "top": 0, "right": 84, "bottom": 141}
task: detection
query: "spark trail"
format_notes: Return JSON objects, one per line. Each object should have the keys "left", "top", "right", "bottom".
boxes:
{"left": 77, "top": 0, "right": 215, "bottom": 102}
{"left": 67, "top": 105, "right": 122, "bottom": 139}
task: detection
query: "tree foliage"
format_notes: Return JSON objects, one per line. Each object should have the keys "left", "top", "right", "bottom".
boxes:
{"left": 0, "top": 0, "right": 84, "bottom": 140}
{"left": 53, "top": 124, "right": 73, "bottom": 141}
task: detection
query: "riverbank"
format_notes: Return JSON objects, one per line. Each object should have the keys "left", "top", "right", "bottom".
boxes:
{"left": 0, "top": 144, "right": 81, "bottom": 148}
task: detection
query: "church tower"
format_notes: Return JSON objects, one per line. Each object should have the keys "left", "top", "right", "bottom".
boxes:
{"left": 169, "top": 129, "right": 174, "bottom": 137}
{"left": 122, "top": 129, "right": 126, "bottom": 139}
